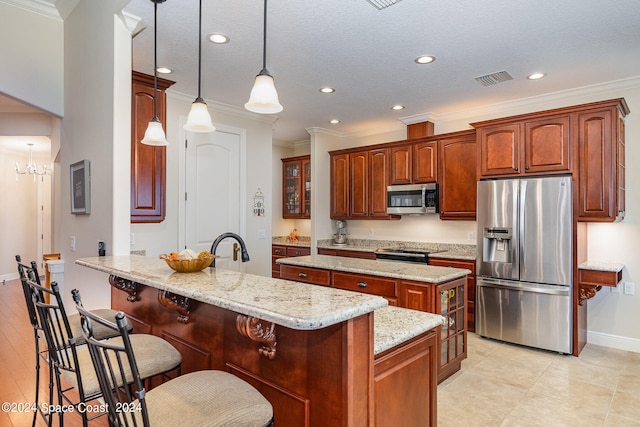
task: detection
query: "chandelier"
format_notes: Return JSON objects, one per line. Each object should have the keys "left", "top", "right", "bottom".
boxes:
{"left": 15, "top": 143, "right": 48, "bottom": 181}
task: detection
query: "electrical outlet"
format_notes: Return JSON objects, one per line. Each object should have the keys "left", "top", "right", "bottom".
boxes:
{"left": 70, "top": 236, "right": 76, "bottom": 251}
{"left": 257, "top": 229, "right": 266, "bottom": 239}
{"left": 130, "top": 233, "right": 135, "bottom": 246}
{"left": 624, "top": 282, "right": 635, "bottom": 295}
{"left": 369, "top": 228, "right": 375, "bottom": 237}
{"left": 467, "top": 232, "right": 475, "bottom": 242}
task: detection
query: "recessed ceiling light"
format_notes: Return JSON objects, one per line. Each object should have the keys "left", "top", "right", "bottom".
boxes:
{"left": 414, "top": 55, "right": 436, "bottom": 64}
{"left": 156, "top": 66, "right": 173, "bottom": 74}
{"left": 329, "top": 119, "right": 340, "bottom": 124}
{"left": 319, "top": 87, "right": 335, "bottom": 94}
{"left": 208, "top": 33, "right": 229, "bottom": 44}
{"left": 527, "top": 72, "right": 546, "bottom": 80}
{"left": 391, "top": 105, "right": 405, "bottom": 110}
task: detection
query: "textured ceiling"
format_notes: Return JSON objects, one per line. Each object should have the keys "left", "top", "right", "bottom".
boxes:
{"left": 4, "top": 0, "right": 640, "bottom": 144}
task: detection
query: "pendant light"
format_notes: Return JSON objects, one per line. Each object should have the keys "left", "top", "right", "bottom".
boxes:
{"left": 183, "top": 0, "right": 215, "bottom": 132}
{"left": 141, "top": 0, "right": 169, "bottom": 146}
{"left": 245, "top": 0, "right": 283, "bottom": 114}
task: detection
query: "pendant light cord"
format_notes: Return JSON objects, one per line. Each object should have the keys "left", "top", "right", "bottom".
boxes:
{"left": 197, "top": 0, "right": 203, "bottom": 100}
{"left": 152, "top": 0, "right": 159, "bottom": 119}
{"left": 261, "top": 0, "right": 268, "bottom": 73}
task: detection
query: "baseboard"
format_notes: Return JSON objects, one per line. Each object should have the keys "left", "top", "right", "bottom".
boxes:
{"left": 0, "top": 272, "right": 19, "bottom": 283}
{"left": 587, "top": 330, "right": 640, "bottom": 353}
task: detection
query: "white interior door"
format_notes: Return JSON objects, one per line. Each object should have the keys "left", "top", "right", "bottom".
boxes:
{"left": 185, "top": 128, "right": 243, "bottom": 271}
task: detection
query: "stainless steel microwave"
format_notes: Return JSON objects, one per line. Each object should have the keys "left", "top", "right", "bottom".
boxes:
{"left": 387, "top": 183, "right": 439, "bottom": 215}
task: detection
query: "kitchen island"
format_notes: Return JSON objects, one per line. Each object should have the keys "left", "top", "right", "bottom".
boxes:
{"left": 276, "top": 254, "right": 471, "bottom": 382}
{"left": 76, "top": 255, "right": 443, "bottom": 426}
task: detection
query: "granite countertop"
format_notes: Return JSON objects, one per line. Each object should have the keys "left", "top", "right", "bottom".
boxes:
{"left": 578, "top": 261, "right": 625, "bottom": 272}
{"left": 277, "top": 254, "right": 470, "bottom": 284}
{"left": 76, "top": 255, "right": 387, "bottom": 331}
{"left": 273, "top": 236, "right": 310, "bottom": 248}
{"left": 316, "top": 239, "right": 476, "bottom": 260}
{"left": 374, "top": 306, "right": 445, "bottom": 355}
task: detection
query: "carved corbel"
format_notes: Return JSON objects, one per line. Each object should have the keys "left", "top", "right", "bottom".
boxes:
{"left": 158, "top": 290, "right": 194, "bottom": 324}
{"left": 578, "top": 284, "right": 602, "bottom": 306}
{"left": 236, "top": 315, "right": 277, "bottom": 360}
{"left": 109, "top": 275, "right": 139, "bottom": 302}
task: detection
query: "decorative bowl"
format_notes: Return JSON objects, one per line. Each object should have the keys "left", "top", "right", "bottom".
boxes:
{"left": 163, "top": 255, "right": 215, "bottom": 273}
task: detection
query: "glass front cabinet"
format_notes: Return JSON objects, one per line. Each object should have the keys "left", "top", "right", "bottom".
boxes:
{"left": 282, "top": 155, "right": 311, "bottom": 219}
{"left": 436, "top": 278, "right": 467, "bottom": 382}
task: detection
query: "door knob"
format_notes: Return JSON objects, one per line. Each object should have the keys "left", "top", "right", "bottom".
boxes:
{"left": 233, "top": 243, "right": 239, "bottom": 261}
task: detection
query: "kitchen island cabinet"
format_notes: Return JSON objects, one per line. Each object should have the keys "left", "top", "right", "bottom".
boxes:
{"left": 276, "top": 254, "right": 469, "bottom": 382}
{"left": 77, "top": 255, "right": 441, "bottom": 426}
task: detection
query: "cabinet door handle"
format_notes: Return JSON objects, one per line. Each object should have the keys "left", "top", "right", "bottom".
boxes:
{"left": 298, "top": 272, "right": 307, "bottom": 278}
{"left": 514, "top": 167, "right": 519, "bottom": 171}
{"left": 295, "top": 251, "right": 301, "bottom": 256}
{"left": 274, "top": 249, "right": 281, "bottom": 254}
{"left": 525, "top": 165, "right": 530, "bottom": 170}
{"left": 357, "top": 281, "right": 368, "bottom": 288}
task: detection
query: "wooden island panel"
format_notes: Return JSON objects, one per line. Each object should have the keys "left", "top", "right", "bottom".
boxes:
{"left": 111, "top": 284, "right": 374, "bottom": 427}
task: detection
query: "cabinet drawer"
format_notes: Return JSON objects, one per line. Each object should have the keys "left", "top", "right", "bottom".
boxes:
{"left": 272, "top": 256, "right": 286, "bottom": 273}
{"left": 280, "top": 265, "right": 331, "bottom": 286}
{"left": 286, "top": 246, "right": 310, "bottom": 257}
{"left": 429, "top": 258, "right": 475, "bottom": 273}
{"left": 332, "top": 272, "right": 397, "bottom": 298}
{"left": 272, "top": 245, "right": 287, "bottom": 256}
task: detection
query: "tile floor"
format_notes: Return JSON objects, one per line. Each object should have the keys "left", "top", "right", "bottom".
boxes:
{"left": 438, "top": 333, "right": 640, "bottom": 426}
{"left": 3, "top": 276, "right": 639, "bottom": 426}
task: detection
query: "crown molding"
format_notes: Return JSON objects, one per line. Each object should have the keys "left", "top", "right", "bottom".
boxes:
{"left": 1, "top": 0, "right": 61, "bottom": 19}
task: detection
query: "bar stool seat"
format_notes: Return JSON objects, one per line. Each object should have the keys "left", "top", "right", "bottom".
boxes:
{"left": 131, "top": 371, "right": 273, "bottom": 427}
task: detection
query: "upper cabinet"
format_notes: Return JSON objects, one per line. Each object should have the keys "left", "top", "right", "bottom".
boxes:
{"left": 389, "top": 139, "right": 438, "bottom": 184}
{"left": 577, "top": 101, "right": 628, "bottom": 222}
{"left": 282, "top": 155, "right": 311, "bottom": 219}
{"left": 475, "top": 114, "right": 570, "bottom": 178}
{"left": 438, "top": 131, "right": 477, "bottom": 220}
{"left": 130, "top": 71, "right": 175, "bottom": 223}
{"left": 473, "top": 98, "right": 629, "bottom": 222}
{"left": 330, "top": 148, "right": 397, "bottom": 220}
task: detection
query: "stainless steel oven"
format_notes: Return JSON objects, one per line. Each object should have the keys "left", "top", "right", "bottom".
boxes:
{"left": 386, "top": 183, "right": 439, "bottom": 215}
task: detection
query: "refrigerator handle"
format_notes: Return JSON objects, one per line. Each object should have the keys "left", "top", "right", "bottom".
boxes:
{"left": 519, "top": 180, "right": 526, "bottom": 274}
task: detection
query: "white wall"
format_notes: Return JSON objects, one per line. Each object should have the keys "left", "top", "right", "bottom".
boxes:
{"left": 0, "top": 1, "right": 63, "bottom": 116}
{"left": 130, "top": 92, "right": 276, "bottom": 277}
{"left": 58, "top": 2, "right": 133, "bottom": 311}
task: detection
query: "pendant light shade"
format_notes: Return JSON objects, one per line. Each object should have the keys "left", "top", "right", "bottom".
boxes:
{"left": 142, "top": 0, "right": 169, "bottom": 146}
{"left": 245, "top": 0, "right": 283, "bottom": 114}
{"left": 184, "top": 0, "right": 215, "bottom": 132}
{"left": 141, "top": 118, "right": 169, "bottom": 146}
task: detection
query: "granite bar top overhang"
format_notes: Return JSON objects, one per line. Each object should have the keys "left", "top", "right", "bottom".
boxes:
{"left": 374, "top": 306, "right": 445, "bottom": 355}
{"left": 76, "top": 255, "right": 388, "bottom": 331}
{"left": 277, "top": 254, "right": 471, "bottom": 284}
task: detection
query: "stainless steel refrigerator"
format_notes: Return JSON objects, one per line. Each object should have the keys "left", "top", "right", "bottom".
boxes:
{"left": 476, "top": 175, "right": 573, "bottom": 354}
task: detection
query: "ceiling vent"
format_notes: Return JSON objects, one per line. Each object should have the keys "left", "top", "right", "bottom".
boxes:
{"left": 366, "top": 0, "right": 403, "bottom": 10}
{"left": 475, "top": 71, "right": 513, "bottom": 86}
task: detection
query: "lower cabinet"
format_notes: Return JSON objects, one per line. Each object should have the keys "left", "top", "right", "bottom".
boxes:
{"left": 374, "top": 330, "right": 438, "bottom": 427}
{"left": 279, "top": 265, "right": 466, "bottom": 383}
{"left": 317, "top": 247, "right": 377, "bottom": 260}
{"left": 429, "top": 257, "right": 476, "bottom": 332}
{"left": 272, "top": 245, "right": 310, "bottom": 278}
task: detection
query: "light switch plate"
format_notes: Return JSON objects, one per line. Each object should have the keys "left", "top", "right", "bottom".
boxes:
{"left": 624, "top": 282, "right": 635, "bottom": 295}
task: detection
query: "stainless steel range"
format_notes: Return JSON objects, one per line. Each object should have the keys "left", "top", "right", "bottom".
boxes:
{"left": 374, "top": 248, "right": 442, "bottom": 264}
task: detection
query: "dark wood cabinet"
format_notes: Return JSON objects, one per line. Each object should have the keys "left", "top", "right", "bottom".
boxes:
{"left": 282, "top": 155, "right": 310, "bottom": 219}
{"left": 330, "top": 148, "right": 396, "bottom": 220}
{"left": 438, "top": 131, "right": 477, "bottom": 220}
{"left": 429, "top": 257, "right": 476, "bottom": 332}
{"left": 317, "top": 247, "right": 377, "bottom": 260}
{"left": 389, "top": 140, "right": 437, "bottom": 185}
{"left": 330, "top": 153, "right": 350, "bottom": 219}
{"left": 577, "top": 100, "right": 628, "bottom": 222}
{"left": 413, "top": 141, "right": 438, "bottom": 183}
{"left": 476, "top": 115, "right": 570, "bottom": 178}
{"left": 130, "top": 71, "right": 174, "bottom": 223}
{"left": 272, "top": 244, "right": 310, "bottom": 278}
{"left": 389, "top": 145, "right": 412, "bottom": 185}
{"left": 374, "top": 331, "right": 437, "bottom": 427}
{"left": 399, "top": 280, "right": 433, "bottom": 313}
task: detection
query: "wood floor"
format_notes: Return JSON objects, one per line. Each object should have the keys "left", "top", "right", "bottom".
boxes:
{"left": 0, "top": 278, "right": 108, "bottom": 427}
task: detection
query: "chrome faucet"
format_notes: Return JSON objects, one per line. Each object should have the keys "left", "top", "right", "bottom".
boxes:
{"left": 209, "top": 232, "right": 250, "bottom": 268}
